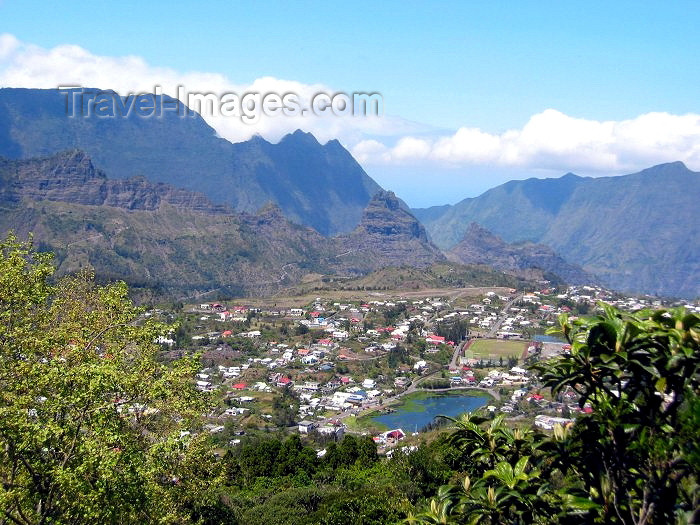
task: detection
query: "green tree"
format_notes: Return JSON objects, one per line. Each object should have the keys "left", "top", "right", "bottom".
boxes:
{"left": 410, "top": 304, "right": 699, "bottom": 524}
{"left": 535, "top": 304, "right": 700, "bottom": 524}
{"left": 0, "top": 234, "right": 223, "bottom": 523}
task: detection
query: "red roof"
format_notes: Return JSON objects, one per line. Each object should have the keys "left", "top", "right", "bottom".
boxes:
{"left": 232, "top": 383, "right": 247, "bottom": 390}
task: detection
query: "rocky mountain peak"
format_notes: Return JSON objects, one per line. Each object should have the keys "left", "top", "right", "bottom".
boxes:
{"left": 448, "top": 223, "right": 594, "bottom": 285}
{"left": 248, "top": 201, "right": 288, "bottom": 226}
{"left": 358, "top": 190, "right": 428, "bottom": 240}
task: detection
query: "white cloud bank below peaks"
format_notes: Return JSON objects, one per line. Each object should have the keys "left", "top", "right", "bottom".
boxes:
{"left": 352, "top": 109, "right": 700, "bottom": 174}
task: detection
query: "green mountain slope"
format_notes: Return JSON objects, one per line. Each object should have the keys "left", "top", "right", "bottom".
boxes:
{"left": 0, "top": 151, "right": 443, "bottom": 299}
{"left": 415, "top": 163, "right": 700, "bottom": 298}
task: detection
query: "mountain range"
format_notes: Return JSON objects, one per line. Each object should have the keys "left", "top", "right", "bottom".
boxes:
{"left": 0, "top": 88, "right": 697, "bottom": 299}
{"left": 414, "top": 163, "right": 700, "bottom": 298}
{"left": 0, "top": 88, "right": 380, "bottom": 236}
{"left": 0, "top": 150, "right": 445, "bottom": 298}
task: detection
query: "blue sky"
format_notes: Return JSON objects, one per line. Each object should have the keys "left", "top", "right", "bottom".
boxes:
{"left": 1, "top": 0, "right": 699, "bottom": 206}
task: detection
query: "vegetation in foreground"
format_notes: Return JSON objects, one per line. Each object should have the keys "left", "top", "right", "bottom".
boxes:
{"left": 0, "top": 234, "right": 698, "bottom": 524}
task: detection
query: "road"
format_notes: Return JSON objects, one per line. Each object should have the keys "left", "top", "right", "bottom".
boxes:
{"left": 484, "top": 293, "right": 523, "bottom": 338}
{"left": 449, "top": 340, "right": 465, "bottom": 370}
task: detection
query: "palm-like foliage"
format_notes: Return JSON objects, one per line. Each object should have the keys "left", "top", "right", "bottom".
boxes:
{"left": 534, "top": 304, "right": 700, "bottom": 524}
{"left": 412, "top": 304, "right": 699, "bottom": 525}
{"left": 446, "top": 414, "right": 540, "bottom": 477}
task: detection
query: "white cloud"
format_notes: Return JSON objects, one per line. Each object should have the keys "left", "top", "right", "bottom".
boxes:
{"left": 352, "top": 109, "right": 700, "bottom": 173}
{"left": 1, "top": 34, "right": 698, "bottom": 176}
{"left": 0, "top": 33, "right": 423, "bottom": 145}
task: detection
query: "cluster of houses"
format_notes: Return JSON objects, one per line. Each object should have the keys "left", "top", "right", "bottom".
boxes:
{"left": 176, "top": 286, "right": 697, "bottom": 446}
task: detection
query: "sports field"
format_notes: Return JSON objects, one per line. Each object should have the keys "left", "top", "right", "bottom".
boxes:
{"left": 465, "top": 339, "right": 526, "bottom": 362}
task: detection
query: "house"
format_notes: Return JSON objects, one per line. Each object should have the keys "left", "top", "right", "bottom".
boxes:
{"left": 426, "top": 334, "right": 446, "bottom": 345}
{"left": 375, "top": 428, "right": 405, "bottom": 444}
{"left": 277, "top": 377, "right": 292, "bottom": 388}
{"left": 413, "top": 360, "right": 428, "bottom": 371}
{"left": 317, "top": 425, "right": 345, "bottom": 440}
{"left": 394, "top": 377, "right": 409, "bottom": 388}
{"left": 362, "top": 378, "right": 376, "bottom": 389}
{"left": 325, "top": 378, "right": 342, "bottom": 390}
{"left": 298, "top": 420, "right": 318, "bottom": 433}
{"left": 534, "top": 415, "right": 574, "bottom": 430}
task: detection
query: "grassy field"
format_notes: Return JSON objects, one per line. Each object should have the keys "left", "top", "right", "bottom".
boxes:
{"left": 466, "top": 339, "right": 527, "bottom": 362}
{"left": 220, "top": 286, "right": 509, "bottom": 309}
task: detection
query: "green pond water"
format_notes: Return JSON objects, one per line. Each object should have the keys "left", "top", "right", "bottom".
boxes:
{"left": 372, "top": 392, "right": 489, "bottom": 432}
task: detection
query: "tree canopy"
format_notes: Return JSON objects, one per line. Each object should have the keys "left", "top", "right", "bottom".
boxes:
{"left": 0, "top": 234, "right": 223, "bottom": 523}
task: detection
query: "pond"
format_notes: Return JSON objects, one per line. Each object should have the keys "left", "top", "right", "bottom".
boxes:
{"left": 371, "top": 392, "right": 490, "bottom": 432}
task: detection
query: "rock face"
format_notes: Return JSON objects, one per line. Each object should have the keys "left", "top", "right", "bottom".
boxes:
{"left": 447, "top": 223, "right": 594, "bottom": 285}
{"left": 0, "top": 152, "right": 440, "bottom": 298}
{"left": 335, "top": 191, "right": 445, "bottom": 272}
{"left": 0, "top": 150, "right": 228, "bottom": 214}
{"left": 0, "top": 88, "right": 381, "bottom": 235}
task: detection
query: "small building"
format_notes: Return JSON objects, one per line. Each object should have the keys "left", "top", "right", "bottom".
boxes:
{"left": 298, "top": 420, "right": 318, "bottom": 433}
